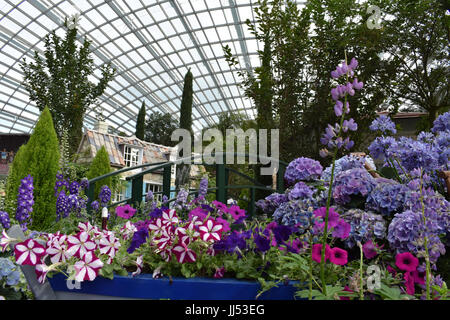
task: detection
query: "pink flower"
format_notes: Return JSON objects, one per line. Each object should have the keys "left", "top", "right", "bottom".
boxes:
{"left": 339, "top": 286, "right": 353, "bottom": 300}
{"left": 1, "top": 230, "right": 14, "bottom": 252}
{"left": 214, "top": 267, "right": 226, "bottom": 279}
{"left": 14, "top": 239, "right": 46, "bottom": 266}
{"left": 329, "top": 247, "right": 348, "bottom": 265}
{"left": 212, "top": 200, "right": 228, "bottom": 215}
{"left": 216, "top": 217, "right": 230, "bottom": 233}
{"left": 35, "top": 263, "right": 50, "bottom": 284}
{"left": 332, "top": 219, "right": 351, "bottom": 239}
{"left": 149, "top": 218, "right": 168, "bottom": 237}
{"left": 313, "top": 207, "right": 340, "bottom": 229}
{"left": 172, "top": 242, "right": 196, "bottom": 263}
{"left": 227, "top": 205, "right": 246, "bottom": 221}
{"left": 67, "top": 231, "right": 96, "bottom": 259}
{"left": 198, "top": 218, "right": 223, "bottom": 242}
{"left": 362, "top": 240, "right": 382, "bottom": 259}
{"left": 78, "top": 221, "right": 99, "bottom": 235}
{"left": 74, "top": 251, "right": 103, "bottom": 282}
{"left": 395, "top": 252, "right": 419, "bottom": 272}
{"left": 404, "top": 271, "right": 415, "bottom": 295}
{"left": 188, "top": 207, "right": 208, "bottom": 221}
{"left": 98, "top": 233, "right": 121, "bottom": 260}
{"left": 46, "top": 237, "right": 71, "bottom": 264}
{"left": 116, "top": 204, "right": 136, "bottom": 219}
{"left": 311, "top": 243, "right": 331, "bottom": 263}
{"left": 413, "top": 269, "right": 426, "bottom": 285}
{"left": 387, "top": 265, "right": 397, "bottom": 276}
{"left": 132, "top": 255, "right": 143, "bottom": 277}
{"left": 120, "top": 221, "right": 137, "bottom": 240}
{"left": 161, "top": 209, "right": 179, "bottom": 225}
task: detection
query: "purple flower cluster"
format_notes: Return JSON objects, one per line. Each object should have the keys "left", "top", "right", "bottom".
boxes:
{"left": 332, "top": 168, "right": 376, "bottom": 205}
{"left": 365, "top": 180, "right": 409, "bottom": 216}
{"left": 16, "top": 175, "right": 34, "bottom": 231}
{"left": 198, "top": 177, "right": 208, "bottom": 199}
{"left": 321, "top": 154, "right": 368, "bottom": 182}
{"left": 368, "top": 136, "right": 397, "bottom": 161}
{"left": 369, "top": 115, "right": 397, "bottom": 135}
{"left": 288, "top": 182, "right": 314, "bottom": 200}
{"left": 394, "top": 137, "right": 438, "bottom": 172}
{"left": 98, "top": 185, "right": 111, "bottom": 207}
{"left": 387, "top": 210, "right": 446, "bottom": 263}
{"left": 431, "top": 111, "right": 450, "bottom": 134}
{"left": 284, "top": 157, "right": 323, "bottom": 186}
{"left": 340, "top": 208, "right": 387, "bottom": 248}
{"left": 56, "top": 190, "right": 70, "bottom": 221}
{"left": 256, "top": 193, "right": 288, "bottom": 215}
{"left": 0, "top": 211, "right": 10, "bottom": 229}
{"left": 272, "top": 198, "right": 323, "bottom": 233}
{"left": 320, "top": 57, "right": 363, "bottom": 157}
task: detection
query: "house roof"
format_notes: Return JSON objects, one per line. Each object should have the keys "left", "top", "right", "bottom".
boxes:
{"left": 376, "top": 111, "right": 428, "bottom": 119}
{"left": 80, "top": 129, "right": 174, "bottom": 167}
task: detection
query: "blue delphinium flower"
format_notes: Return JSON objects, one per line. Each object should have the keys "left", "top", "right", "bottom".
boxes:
{"left": 368, "top": 136, "right": 397, "bottom": 161}
{"left": 369, "top": 114, "right": 397, "bottom": 135}
{"left": 56, "top": 190, "right": 70, "bottom": 221}
{"left": 284, "top": 157, "right": 323, "bottom": 186}
{"left": 16, "top": 175, "right": 34, "bottom": 231}
{"left": 98, "top": 185, "right": 111, "bottom": 207}
{"left": 0, "top": 211, "right": 11, "bottom": 229}
{"left": 332, "top": 168, "right": 376, "bottom": 205}
{"left": 198, "top": 177, "right": 208, "bottom": 199}
{"left": 91, "top": 200, "right": 100, "bottom": 211}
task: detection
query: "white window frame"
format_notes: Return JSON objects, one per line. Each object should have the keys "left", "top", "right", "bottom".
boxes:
{"left": 124, "top": 145, "right": 141, "bottom": 167}
{"left": 145, "top": 182, "right": 163, "bottom": 202}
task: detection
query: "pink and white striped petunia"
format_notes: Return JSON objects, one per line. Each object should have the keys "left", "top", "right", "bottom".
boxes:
{"left": 14, "top": 239, "right": 46, "bottom": 266}
{"left": 132, "top": 255, "right": 143, "bottom": 277}
{"left": 46, "top": 239, "right": 71, "bottom": 264}
{"left": 198, "top": 218, "right": 223, "bottom": 242}
{"left": 98, "top": 233, "right": 121, "bottom": 259}
{"left": 153, "top": 230, "right": 173, "bottom": 251}
{"left": 161, "top": 209, "right": 179, "bottom": 226}
{"left": 73, "top": 251, "right": 104, "bottom": 282}
{"left": 120, "top": 221, "right": 137, "bottom": 240}
{"left": 1, "top": 229, "right": 15, "bottom": 252}
{"left": 78, "top": 221, "right": 99, "bottom": 235}
{"left": 148, "top": 218, "right": 168, "bottom": 237}
{"left": 35, "top": 263, "right": 50, "bottom": 284}
{"left": 172, "top": 242, "right": 196, "bottom": 263}
{"left": 67, "top": 231, "right": 96, "bottom": 259}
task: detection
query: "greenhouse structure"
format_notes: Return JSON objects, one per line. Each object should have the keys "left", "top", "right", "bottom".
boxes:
{"left": 0, "top": 0, "right": 449, "bottom": 305}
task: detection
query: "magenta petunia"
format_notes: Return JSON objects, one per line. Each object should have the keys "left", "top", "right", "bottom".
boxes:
{"left": 412, "top": 269, "right": 426, "bottom": 285}
{"left": 332, "top": 219, "right": 351, "bottom": 239}
{"left": 313, "top": 207, "right": 340, "bottom": 229}
{"left": 116, "top": 204, "right": 136, "bottom": 219}
{"left": 329, "top": 247, "right": 348, "bottom": 265}
{"left": 395, "top": 252, "right": 419, "bottom": 272}
{"left": 14, "top": 239, "right": 46, "bottom": 266}
{"left": 214, "top": 267, "right": 226, "bottom": 279}
{"left": 404, "top": 271, "right": 415, "bottom": 295}
{"left": 362, "top": 240, "right": 380, "bottom": 259}
{"left": 228, "top": 205, "right": 246, "bottom": 221}
{"left": 311, "top": 243, "right": 331, "bottom": 263}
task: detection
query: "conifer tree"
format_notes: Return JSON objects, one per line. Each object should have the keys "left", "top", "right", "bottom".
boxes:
{"left": 135, "top": 101, "right": 146, "bottom": 140}
{"left": 86, "top": 146, "right": 112, "bottom": 199}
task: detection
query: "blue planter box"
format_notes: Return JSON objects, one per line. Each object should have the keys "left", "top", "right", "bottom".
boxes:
{"left": 47, "top": 273, "right": 299, "bottom": 300}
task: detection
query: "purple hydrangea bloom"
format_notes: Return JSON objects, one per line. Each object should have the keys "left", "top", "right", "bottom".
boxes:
{"left": 332, "top": 168, "right": 376, "bottom": 205}
{"left": 284, "top": 157, "right": 323, "bottom": 185}
{"left": 288, "top": 182, "right": 314, "bottom": 200}
{"left": 368, "top": 136, "right": 398, "bottom": 161}
{"left": 273, "top": 198, "right": 323, "bottom": 233}
{"left": 431, "top": 112, "right": 450, "bottom": 134}
{"left": 256, "top": 193, "right": 288, "bottom": 215}
{"left": 392, "top": 136, "right": 439, "bottom": 172}
{"left": 321, "top": 155, "right": 368, "bottom": 183}
{"left": 366, "top": 180, "right": 409, "bottom": 216}
{"left": 0, "top": 211, "right": 11, "bottom": 229}
{"left": 340, "top": 208, "right": 387, "bottom": 248}
{"left": 16, "top": 175, "right": 34, "bottom": 231}
{"left": 369, "top": 115, "right": 397, "bottom": 135}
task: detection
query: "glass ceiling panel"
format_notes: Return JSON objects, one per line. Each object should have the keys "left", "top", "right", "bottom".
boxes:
{"left": 0, "top": 0, "right": 305, "bottom": 136}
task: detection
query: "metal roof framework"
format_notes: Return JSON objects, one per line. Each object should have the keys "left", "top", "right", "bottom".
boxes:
{"left": 0, "top": 0, "right": 304, "bottom": 135}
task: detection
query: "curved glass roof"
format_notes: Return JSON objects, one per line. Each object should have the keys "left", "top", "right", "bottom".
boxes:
{"left": 1, "top": 0, "right": 303, "bottom": 135}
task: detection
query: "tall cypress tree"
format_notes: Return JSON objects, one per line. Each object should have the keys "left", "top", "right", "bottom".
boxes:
{"left": 135, "top": 101, "right": 146, "bottom": 140}
{"left": 176, "top": 69, "right": 193, "bottom": 188}
{"left": 86, "top": 146, "right": 112, "bottom": 199}
{"left": 20, "top": 107, "right": 60, "bottom": 231}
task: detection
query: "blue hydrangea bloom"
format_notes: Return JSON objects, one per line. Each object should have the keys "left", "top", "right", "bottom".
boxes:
{"left": 340, "top": 209, "right": 387, "bottom": 248}
{"left": 431, "top": 111, "right": 450, "bottom": 134}
{"left": 366, "top": 180, "right": 409, "bottom": 216}
{"left": 369, "top": 114, "right": 397, "bottom": 135}
{"left": 332, "top": 168, "right": 376, "bottom": 205}
{"left": 284, "top": 157, "right": 323, "bottom": 185}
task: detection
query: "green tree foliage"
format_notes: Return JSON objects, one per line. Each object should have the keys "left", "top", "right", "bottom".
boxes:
{"left": 16, "top": 107, "right": 60, "bottom": 231}
{"left": 379, "top": 0, "right": 449, "bottom": 129}
{"left": 135, "top": 101, "right": 146, "bottom": 140}
{"left": 86, "top": 146, "right": 112, "bottom": 199}
{"left": 144, "top": 111, "right": 178, "bottom": 146}
{"left": 20, "top": 17, "right": 115, "bottom": 155}
{"left": 4, "top": 144, "right": 28, "bottom": 215}
{"left": 176, "top": 69, "right": 194, "bottom": 187}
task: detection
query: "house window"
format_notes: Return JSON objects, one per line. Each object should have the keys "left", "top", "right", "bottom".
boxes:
{"left": 145, "top": 183, "right": 162, "bottom": 202}
{"left": 124, "top": 146, "right": 140, "bottom": 167}
{"left": 112, "top": 184, "right": 126, "bottom": 203}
